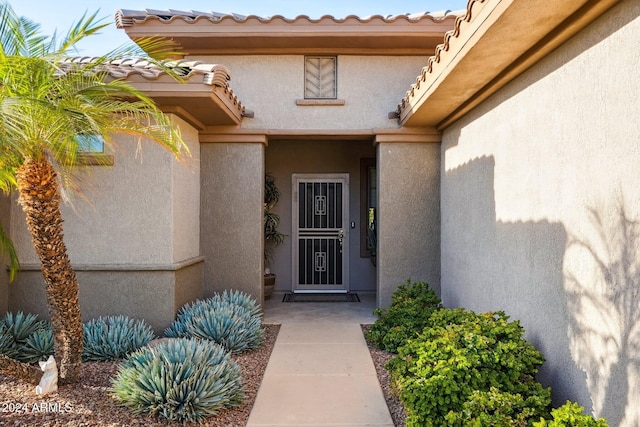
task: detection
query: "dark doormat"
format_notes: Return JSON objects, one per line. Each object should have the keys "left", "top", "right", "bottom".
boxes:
{"left": 282, "top": 292, "right": 360, "bottom": 302}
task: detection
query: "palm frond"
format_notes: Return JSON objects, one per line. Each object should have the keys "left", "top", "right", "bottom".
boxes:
{"left": 0, "top": 222, "right": 19, "bottom": 282}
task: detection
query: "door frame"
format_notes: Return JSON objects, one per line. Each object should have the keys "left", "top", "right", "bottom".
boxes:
{"left": 291, "top": 173, "right": 350, "bottom": 293}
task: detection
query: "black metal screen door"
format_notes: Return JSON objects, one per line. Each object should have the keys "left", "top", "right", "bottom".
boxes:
{"left": 292, "top": 174, "right": 349, "bottom": 292}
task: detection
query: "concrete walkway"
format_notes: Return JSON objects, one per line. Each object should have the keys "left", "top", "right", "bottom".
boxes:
{"left": 247, "top": 321, "right": 394, "bottom": 427}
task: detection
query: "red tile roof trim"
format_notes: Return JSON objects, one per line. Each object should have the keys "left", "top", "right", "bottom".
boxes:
{"left": 115, "top": 9, "right": 463, "bottom": 28}
{"left": 398, "top": 0, "right": 487, "bottom": 115}
{"left": 59, "top": 57, "right": 244, "bottom": 114}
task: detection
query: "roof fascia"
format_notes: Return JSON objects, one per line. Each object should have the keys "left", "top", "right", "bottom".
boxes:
{"left": 117, "top": 13, "right": 459, "bottom": 55}
{"left": 399, "top": 0, "right": 622, "bottom": 128}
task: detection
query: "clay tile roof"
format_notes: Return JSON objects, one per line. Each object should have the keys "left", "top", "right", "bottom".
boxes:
{"left": 115, "top": 9, "right": 463, "bottom": 27}
{"left": 58, "top": 58, "right": 244, "bottom": 126}
{"left": 59, "top": 57, "right": 231, "bottom": 87}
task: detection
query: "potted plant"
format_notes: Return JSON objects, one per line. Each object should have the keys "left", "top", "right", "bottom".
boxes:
{"left": 264, "top": 173, "right": 286, "bottom": 298}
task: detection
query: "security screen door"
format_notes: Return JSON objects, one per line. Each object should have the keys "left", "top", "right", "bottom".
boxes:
{"left": 292, "top": 174, "right": 349, "bottom": 292}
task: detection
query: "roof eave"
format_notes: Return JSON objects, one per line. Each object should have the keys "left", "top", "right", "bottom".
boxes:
{"left": 115, "top": 10, "right": 461, "bottom": 55}
{"left": 399, "top": 0, "right": 622, "bottom": 129}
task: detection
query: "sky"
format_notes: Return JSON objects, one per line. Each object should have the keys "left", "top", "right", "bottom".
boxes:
{"left": 9, "top": 0, "right": 469, "bottom": 55}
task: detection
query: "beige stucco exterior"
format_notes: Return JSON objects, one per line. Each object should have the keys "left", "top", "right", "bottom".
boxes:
{"left": 193, "top": 55, "right": 427, "bottom": 131}
{"left": 440, "top": 1, "right": 639, "bottom": 424}
{"left": 7, "top": 115, "right": 203, "bottom": 333}
{"left": 2, "top": 2, "right": 637, "bottom": 422}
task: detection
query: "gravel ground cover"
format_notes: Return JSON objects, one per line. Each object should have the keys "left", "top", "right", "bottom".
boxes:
{"left": 362, "top": 324, "right": 407, "bottom": 427}
{"left": 1, "top": 324, "right": 405, "bottom": 426}
{"left": 0, "top": 325, "right": 279, "bottom": 427}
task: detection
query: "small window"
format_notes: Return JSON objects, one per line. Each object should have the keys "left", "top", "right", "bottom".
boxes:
{"left": 304, "top": 56, "right": 337, "bottom": 99}
{"left": 73, "top": 134, "right": 113, "bottom": 166}
{"left": 75, "top": 134, "right": 105, "bottom": 153}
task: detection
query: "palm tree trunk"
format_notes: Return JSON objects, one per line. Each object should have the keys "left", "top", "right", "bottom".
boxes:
{"left": 0, "top": 354, "right": 42, "bottom": 384}
{"left": 16, "top": 157, "right": 83, "bottom": 384}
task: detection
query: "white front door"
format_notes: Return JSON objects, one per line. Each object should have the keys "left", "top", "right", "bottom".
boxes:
{"left": 292, "top": 174, "right": 349, "bottom": 292}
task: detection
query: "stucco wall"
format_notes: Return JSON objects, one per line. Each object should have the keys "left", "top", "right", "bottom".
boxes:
{"left": 377, "top": 142, "right": 440, "bottom": 308}
{"left": 265, "top": 139, "right": 377, "bottom": 293}
{"left": 9, "top": 263, "right": 202, "bottom": 334}
{"left": 193, "top": 55, "right": 426, "bottom": 130}
{"left": 440, "top": 1, "right": 640, "bottom": 425}
{"left": 10, "top": 115, "right": 200, "bottom": 267}
{"left": 200, "top": 142, "right": 264, "bottom": 301}
{"left": 7, "top": 115, "right": 203, "bottom": 331}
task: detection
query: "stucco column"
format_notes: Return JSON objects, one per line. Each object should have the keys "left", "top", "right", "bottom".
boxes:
{"left": 375, "top": 131, "right": 441, "bottom": 308}
{"left": 200, "top": 133, "right": 266, "bottom": 303}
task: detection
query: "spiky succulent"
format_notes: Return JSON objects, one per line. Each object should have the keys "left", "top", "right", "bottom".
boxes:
{"left": 3, "top": 311, "right": 45, "bottom": 342}
{"left": 0, "top": 312, "right": 53, "bottom": 362}
{"left": 165, "top": 291, "right": 264, "bottom": 354}
{"left": 20, "top": 327, "right": 54, "bottom": 363}
{"left": 0, "top": 322, "right": 18, "bottom": 359}
{"left": 111, "top": 338, "right": 244, "bottom": 423}
{"left": 82, "top": 315, "right": 155, "bottom": 361}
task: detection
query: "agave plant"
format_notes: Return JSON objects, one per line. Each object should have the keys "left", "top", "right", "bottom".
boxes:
{"left": 0, "top": 312, "right": 53, "bottom": 363}
{"left": 82, "top": 315, "right": 155, "bottom": 361}
{"left": 0, "top": 322, "right": 18, "bottom": 359}
{"left": 111, "top": 338, "right": 244, "bottom": 423}
{"left": 3, "top": 312, "right": 45, "bottom": 342}
{"left": 165, "top": 291, "right": 264, "bottom": 354}
{"left": 19, "top": 327, "right": 54, "bottom": 363}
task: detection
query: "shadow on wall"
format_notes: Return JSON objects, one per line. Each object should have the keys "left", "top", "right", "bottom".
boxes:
{"left": 441, "top": 155, "right": 589, "bottom": 408}
{"left": 563, "top": 199, "right": 640, "bottom": 426}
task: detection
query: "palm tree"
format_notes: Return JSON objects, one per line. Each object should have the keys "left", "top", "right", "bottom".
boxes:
{"left": 0, "top": 3, "right": 188, "bottom": 383}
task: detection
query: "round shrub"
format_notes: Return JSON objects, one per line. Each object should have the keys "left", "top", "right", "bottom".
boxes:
{"left": 387, "top": 309, "right": 550, "bottom": 426}
{"left": 82, "top": 315, "right": 155, "bottom": 361}
{"left": 111, "top": 338, "right": 244, "bottom": 423}
{"left": 165, "top": 290, "right": 263, "bottom": 354}
{"left": 365, "top": 280, "right": 442, "bottom": 352}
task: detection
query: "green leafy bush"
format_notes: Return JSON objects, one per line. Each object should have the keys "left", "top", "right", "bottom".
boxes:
{"left": 82, "top": 315, "right": 155, "bottom": 361}
{"left": 365, "top": 280, "right": 442, "bottom": 352}
{"left": 533, "top": 401, "right": 608, "bottom": 427}
{"left": 0, "top": 312, "right": 53, "bottom": 363}
{"left": 111, "top": 338, "right": 244, "bottom": 423}
{"left": 165, "top": 290, "right": 263, "bottom": 354}
{"left": 445, "top": 387, "right": 549, "bottom": 426}
{"left": 387, "top": 309, "right": 550, "bottom": 426}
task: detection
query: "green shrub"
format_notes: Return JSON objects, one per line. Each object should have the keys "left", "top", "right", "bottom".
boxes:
{"left": 82, "top": 315, "right": 155, "bottom": 361}
{"left": 0, "top": 312, "right": 53, "bottom": 363}
{"left": 165, "top": 290, "right": 264, "bottom": 354}
{"left": 445, "top": 387, "right": 550, "bottom": 426}
{"left": 365, "top": 280, "right": 442, "bottom": 352}
{"left": 533, "top": 401, "right": 608, "bottom": 427}
{"left": 387, "top": 309, "right": 550, "bottom": 427}
{"left": 111, "top": 338, "right": 244, "bottom": 423}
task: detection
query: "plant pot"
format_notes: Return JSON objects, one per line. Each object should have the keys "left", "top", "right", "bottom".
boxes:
{"left": 264, "top": 274, "right": 276, "bottom": 299}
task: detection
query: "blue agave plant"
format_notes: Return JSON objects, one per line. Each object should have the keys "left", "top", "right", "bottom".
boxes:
{"left": 83, "top": 315, "right": 155, "bottom": 361}
{"left": 165, "top": 290, "right": 264, "bottom": 354}
{"left": 0, "top": 312, "right": 53, "bottom": 363}
{"left": 111, "top": 338, "right": 244, "bottom": 423}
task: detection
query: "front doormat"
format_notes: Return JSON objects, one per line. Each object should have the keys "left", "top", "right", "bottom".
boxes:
{"left": 282, "top": 292, "right": 360, "bottom": 303}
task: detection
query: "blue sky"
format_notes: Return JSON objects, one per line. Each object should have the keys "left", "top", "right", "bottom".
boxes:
{"left": 10, "top": 0, "right": 468, "bottom": 55}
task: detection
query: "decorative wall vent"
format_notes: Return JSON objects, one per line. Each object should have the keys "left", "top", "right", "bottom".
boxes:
{"left": 304, "top": 56, "right": 337, "bottom": 99}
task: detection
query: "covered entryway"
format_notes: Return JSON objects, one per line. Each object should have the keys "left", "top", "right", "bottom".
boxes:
{"left": 292, "top": 173, "right": 349, "bottom": 292}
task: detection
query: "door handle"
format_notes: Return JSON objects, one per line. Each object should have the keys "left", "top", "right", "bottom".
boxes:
{"left": 338, "top": 229, "right": 344, "bottom": 253}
